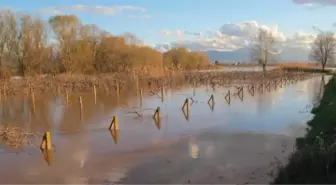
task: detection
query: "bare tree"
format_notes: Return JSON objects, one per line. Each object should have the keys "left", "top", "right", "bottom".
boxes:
{"left": 251, "top": 28, "right": 279, "bottom": 76}
{"left": 48, "top": 15, "right": 82, "bottom": 73}
{"left": 310, "top": 31, "right": 336, "bottom": 71}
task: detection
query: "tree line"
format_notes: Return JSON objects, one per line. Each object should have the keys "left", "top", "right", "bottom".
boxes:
{"left": 252, "top": 28, "right": 336, "bottom": 74}
{"left": 0, "top": 10, "right": 210, "bottom": 78}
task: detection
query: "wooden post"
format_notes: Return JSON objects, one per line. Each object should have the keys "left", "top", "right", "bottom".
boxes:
{"left": 266, "top": 82, "right": 270, "bottom": 92}
{"left": 93, "top": 85, "right": 97, "bottom": 105}
{"left": 57, "top": 85, "right": 61, "bottom": 97}
{"left": 193, "top": 81, "right": 196, "bottom": 97}
{"left": 258, "top": 83, "right": 263, "bottom": 93}
{"left": 116, "top": 83, "right": 120, "bottom": 102}
{"left": 31, "top": 87, "right": 36, "bottom": 113}
{"left": 182, "top": 98, "right": 190, "bottom": 112}
{"left": 161, "top": 87, "right": 164, "bottom": 102}
{"left": 79, "top": 96, "right": 83, "bottom": 120}
{"left": 139, "top": 88, "right": 143, "bottom": 107}
{"left": 153, "top": 107, "right": 160, "bottom": 122}
{"left": 3, "top": 84, "right": 6, "bottom": 99}
{"left": 136, "top": 77, "right": 139, "bottom": 94}
{"left": 40, "top": 131, "right": 52, "bottom": 151}
{"left": 225, "top": 90, "right": 231, "bottom": 105}
{"left": 238, "top": 87, "right": 244, "bottom": 101}
{"left": 182, "top": 107, "right": 190, "bottom": 121}
{"left": 208, "top": 94, "right": 214, "bottom": 106}
{"left": 109, "top": 116, "right": 119, "bottom": 130}
{"left": 248, "top": 84, "right": 255, "bottom": 96}
{"left": 65, "top": 88, "right": 69, "bottom": 105}
{"left": 154, "top": 112, "right": 161, "bottom": 130}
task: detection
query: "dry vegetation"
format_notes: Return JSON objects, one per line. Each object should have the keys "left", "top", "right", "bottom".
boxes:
{"left": 0, "top": 10, "right": 210, "bottom": 80}
{"left": 276, "top": 62, "right": 317, "bottom": 69}
{"left": 0, "top": 124, "right": 38, "bottom": 149}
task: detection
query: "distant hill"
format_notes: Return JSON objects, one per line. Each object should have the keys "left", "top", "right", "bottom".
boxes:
{"left": 206, "top": 46, "right": 310, "bottom": 64}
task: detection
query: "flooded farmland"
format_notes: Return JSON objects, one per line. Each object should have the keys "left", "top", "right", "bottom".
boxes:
{"left": 0, "top": 74, "right": 329, "bottom": 184}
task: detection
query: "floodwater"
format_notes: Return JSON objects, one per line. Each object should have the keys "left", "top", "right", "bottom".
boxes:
{"left": 0, "top": 75, "right": 329, "bottom": 184}
{"left": 196, "top": 66, "right": 276, "bottom": 72}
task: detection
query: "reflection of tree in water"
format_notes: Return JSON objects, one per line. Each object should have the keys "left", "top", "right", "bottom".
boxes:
{"left": 310, "top": 75, "right": 327, "bottom": 107}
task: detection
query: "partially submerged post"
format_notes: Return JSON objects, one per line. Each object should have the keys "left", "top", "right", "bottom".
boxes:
{"left": 238, "top": 87, "right": 244, "bottom": 101}
{"left": 273, "top": 80, "right": 278, "bottom": 89}
{"left": 65, "top": 88, "right": 69, "bottom": 105}
{"left": 139, "top": 88, "right": 143, "bottom": 107}
{"left": 79, "top": 96, "right": 83, "bottom": 120}
{"left": 208, "top": 94, "right": 215, "bottom": 108}
{"left": 30, "top": 87, "right": 36, "bottom": 113}
{"left": 225, "top": 90, "right": 231, "bottom": 105}
{"left": 182, "top": 98, "right": 190, "bottom": 112}
{"left": 40, "top": 131, "right": 52, "bottom": 151}
{"left": 266, "top": 81, "right": 271, "bottom": 92}
{"left": 248, "top": 84, "right": 255, "bottom": 96}
{"left": 109, "top": 116, "right": 119, "bottom": 130}
{"left": 116, "top": 83, "right": 120, "bottom": 103}
{"left": 93, "top": 85, "right": 97, "bottom": 105}
{"left": 153, "top": 107, "right": 160, "bottom": 123}
{"left": 182, "top": 107, "right": 190, "bottom": 121}
{"left": 161, "top": 87, "right": 164, "bottom": 102}
{"left": 258, "top": 83, "right": 264, "bottom": 93}
{"left": 182, "top": 98, "right": 190, "bottom": 120}
{"left": 153, "top": 107, "right": 161, "bottom": 130}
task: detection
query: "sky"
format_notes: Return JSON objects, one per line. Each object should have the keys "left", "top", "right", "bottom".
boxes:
{"left": 1, "top": 0, "right": 336, "bottom": 53}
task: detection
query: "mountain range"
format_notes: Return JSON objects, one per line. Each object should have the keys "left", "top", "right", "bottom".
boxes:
{"left": 206, "top": 47, "right": 311, "bottom": 63}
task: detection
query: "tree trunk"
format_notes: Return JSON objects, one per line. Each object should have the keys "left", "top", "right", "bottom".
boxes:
{"left": 322, "top": 62, "right": 326, "bottom": 71}
{"left": 262, "top": 63, "right": 266, "bottom": 77}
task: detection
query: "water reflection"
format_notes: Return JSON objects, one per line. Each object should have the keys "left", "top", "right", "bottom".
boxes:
{"left": 41, "top": 150, "right": 52, "bottom": 166}
{"left": 0, "top": 75, "right": 330, "bottom": 183}
{"left": 110, "top": 129, "right": 119, "bottom": 144}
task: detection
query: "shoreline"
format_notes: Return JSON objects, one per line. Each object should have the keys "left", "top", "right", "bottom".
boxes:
{"left": 272, "top": 75, "right": 336, "bottom": 183}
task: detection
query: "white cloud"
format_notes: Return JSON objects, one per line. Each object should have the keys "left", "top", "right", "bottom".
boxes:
{"left": 127, "top": 14, "right": 151, "bottom": 19}
{"left": 38, "top": 5, "right": 146, "bottom": 16}
{"left": 155, "top": 20, "right": 317, "bottom": 54}
{"left": 292, "top": 0, "right": 336, "bottom": 6}
{"left": 160, "top": 30, "right": 184, "bottom": 37}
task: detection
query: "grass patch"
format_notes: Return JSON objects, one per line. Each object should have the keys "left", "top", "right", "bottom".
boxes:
{"left": 272, "top": 75, "right": 336, "bottom": 183}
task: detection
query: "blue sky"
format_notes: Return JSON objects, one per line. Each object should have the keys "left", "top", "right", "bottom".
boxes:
{"left": 1, "top": 0, "right": 336, "bottom": 52}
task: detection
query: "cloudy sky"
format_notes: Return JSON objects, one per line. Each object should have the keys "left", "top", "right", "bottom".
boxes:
{"left": 2, "top": 0, "right": 336, "bottom": 54}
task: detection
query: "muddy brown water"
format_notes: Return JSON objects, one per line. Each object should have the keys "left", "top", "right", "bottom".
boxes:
{"left": 0, "top": 75, "right": 330, "bottom": 184}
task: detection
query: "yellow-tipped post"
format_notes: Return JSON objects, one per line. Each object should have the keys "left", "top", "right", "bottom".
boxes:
{"left": 109, "top": 116, "right": 119, "bottom": 130}
{"left": 40, "top": 131, "right": 52, "bottom": 151}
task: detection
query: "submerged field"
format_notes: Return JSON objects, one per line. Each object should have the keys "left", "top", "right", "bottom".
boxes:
{"left": 0, "top": 68, "right": 329, "bottom": 184}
